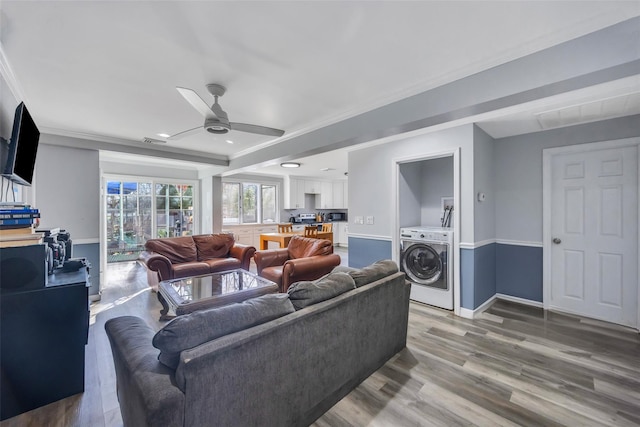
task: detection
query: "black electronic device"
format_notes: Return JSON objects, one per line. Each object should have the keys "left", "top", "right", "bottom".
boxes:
{"left": 1, "top": 102, "right": 40, "bottom": 186}
{"left": 0, "top": 245, "right": 48, "bottom": 292}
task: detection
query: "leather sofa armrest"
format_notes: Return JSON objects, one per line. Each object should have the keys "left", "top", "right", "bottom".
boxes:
{"left": 281, "top": 254, "right": 342, "bottom": 292}
{"left": 254, "top": 249, "right": 290, "bottom": 274}
{"left": 139, "top": 251, "right": 173, "bottom": 281}
{"left": 229, "top": 244, "right": 257, "bottom": 270}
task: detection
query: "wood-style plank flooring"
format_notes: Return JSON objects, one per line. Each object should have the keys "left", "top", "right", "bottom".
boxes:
{"left": 2, "top": 255, "right": 639, "bottom": 426}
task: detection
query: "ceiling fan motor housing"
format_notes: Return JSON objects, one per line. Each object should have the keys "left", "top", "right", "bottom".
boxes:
{"left": 205, "top": 117, "right": 230, "bottom": 134}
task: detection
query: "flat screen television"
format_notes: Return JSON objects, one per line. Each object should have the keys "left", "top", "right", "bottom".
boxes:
{"left": 2, "top": 102, "right": 40, "bottom": 186}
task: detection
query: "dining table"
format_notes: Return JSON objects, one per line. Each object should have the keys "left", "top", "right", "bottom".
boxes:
{"left": 259, "top": 231, "right": 333, "bottom": 250}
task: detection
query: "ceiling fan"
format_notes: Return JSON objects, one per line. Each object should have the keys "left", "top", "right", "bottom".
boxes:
{"left": 169, "top": 84, "right": 285, "bottom": 140}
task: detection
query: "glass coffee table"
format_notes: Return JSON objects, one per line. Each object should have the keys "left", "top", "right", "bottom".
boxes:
{"left": 157, "top": 269, "right": 278, "bottom": 321}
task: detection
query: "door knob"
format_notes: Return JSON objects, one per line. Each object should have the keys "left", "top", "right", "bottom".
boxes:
{"left": 552, "top": 238, "right": 561, "bottom": 244}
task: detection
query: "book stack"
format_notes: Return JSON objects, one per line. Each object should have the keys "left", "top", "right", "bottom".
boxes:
{"left": 0, "top": 204, "right": 44, "bottom": 248}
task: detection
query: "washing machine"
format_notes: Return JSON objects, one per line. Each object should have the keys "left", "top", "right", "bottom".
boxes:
{"left": 399, "top": 226, "right": 453, "bottom": 310}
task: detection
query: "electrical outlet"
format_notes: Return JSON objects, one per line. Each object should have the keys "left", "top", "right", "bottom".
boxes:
{"left": 366, "top": 216, "right": 374, "bottom": 225}
{"left": 354, "top": 216, "right": 364, "bottom": 224}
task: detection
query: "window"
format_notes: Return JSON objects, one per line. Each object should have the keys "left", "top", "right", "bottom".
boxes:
{"left": 155, "top": 184, "right": 194, "bottom": 238}
{"left": 106, "top": 179, "right": 196, "bottom": 262}
{"left": 223, "top": 181, "right": 278, "bottom": 225}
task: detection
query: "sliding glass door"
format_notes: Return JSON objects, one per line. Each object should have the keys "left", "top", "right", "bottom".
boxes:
{"left": 105, "top": 178, "right": 196, "bottom": 263}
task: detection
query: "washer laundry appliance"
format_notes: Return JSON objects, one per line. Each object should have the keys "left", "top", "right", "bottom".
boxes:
{"left": 399, "top": 226, "right": 454, "bottom": 310}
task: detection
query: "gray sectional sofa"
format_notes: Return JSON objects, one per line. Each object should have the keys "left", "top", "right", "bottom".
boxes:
{"left": 105, "top": 260, "right": 410, "bottom": 427}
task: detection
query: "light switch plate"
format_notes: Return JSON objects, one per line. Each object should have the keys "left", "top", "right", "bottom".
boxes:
{"left": 354, "top": 216, "right": 364, "bottom": 224}
{"left": 366, "top": 216, "right": 374, "bottom": 225}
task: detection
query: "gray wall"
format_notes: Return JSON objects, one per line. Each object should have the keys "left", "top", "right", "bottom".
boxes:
{"left": 35, "top": 141, "right": 101, "bottom": 294}
{"left": 494, "top": 114, "right": 640, "bottom": 243}
{"left": 349, "top": 124, "right": 474, "bottom": 242}
{"left": 420, "top": 156, "right": 453, "bottom": 227}
{"left": 398, "top": 161, "right": 422, "bottom": 228}
{"left": 35, "top": 141, "right": 99, "bottom": 239}
{"left": 473, "top": 126, "right": 495, "bottom": 243}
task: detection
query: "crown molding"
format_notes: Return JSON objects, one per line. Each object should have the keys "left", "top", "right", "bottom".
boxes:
{"left": 0, "top": 41, "right": 27, "bottom": 103}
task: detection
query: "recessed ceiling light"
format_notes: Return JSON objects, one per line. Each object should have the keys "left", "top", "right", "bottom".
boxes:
{"left": 226, "top": 139, "right": 234, "bottom": 144}
{"left": 280, "top": 162, "right": 301, "bottom": 168}
{"left": 157, "top": 133, "right": 171, "bottom": 138}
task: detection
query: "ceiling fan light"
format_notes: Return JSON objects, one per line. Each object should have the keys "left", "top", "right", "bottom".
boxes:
{"left": 281, "top": 162, "right": 301, "bottom": 168}
{"left": 206, "top": 126, "right": 229, "bottom": 134}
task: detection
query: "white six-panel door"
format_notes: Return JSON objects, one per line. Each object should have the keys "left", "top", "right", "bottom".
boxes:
{"left": 548, "top": 145, "right": 638, "bottom": 327}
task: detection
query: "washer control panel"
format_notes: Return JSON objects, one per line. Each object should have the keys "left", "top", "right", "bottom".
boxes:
{"left": 400, "top": 227, "right": 452, "bottom": 243}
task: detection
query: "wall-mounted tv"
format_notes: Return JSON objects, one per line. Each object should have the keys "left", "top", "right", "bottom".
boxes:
{"left": 2, "top": 102, "right": 40, "bottom": 186}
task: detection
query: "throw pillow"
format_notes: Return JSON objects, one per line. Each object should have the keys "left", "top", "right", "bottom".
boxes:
{"left": 193, "top": 233, "right": 235, "bottom": 261}
{"left": 152, "top": 294, "right": 295, "bottom": 369}
{"left": 346, "top": 259, "right": 399, "bottom": 287}
{"left": 287, "top": 271, "right": 355, "bottom": 310}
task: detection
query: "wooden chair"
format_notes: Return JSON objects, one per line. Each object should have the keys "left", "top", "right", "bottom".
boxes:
{"left": 278, "top": 223, "right": 293, "bottom": 233}
{"left": 304, "top": 225, "right": 318, "bottom": 238}
{"left": 321, "top": 223, "right": 333, "bottom": 232}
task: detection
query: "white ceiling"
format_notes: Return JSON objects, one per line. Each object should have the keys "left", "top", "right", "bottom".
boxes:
{"left": 1, "top": 1, "right": 639, "bottom": 179}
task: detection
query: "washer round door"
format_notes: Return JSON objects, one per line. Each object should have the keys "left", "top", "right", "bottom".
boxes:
{"left": 401, "top": 242, "right": 447, "bottom": 289}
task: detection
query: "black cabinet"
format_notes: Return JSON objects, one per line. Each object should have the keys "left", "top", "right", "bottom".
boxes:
{"left": 0, "top": 245, "right": 89, "bottom": 421}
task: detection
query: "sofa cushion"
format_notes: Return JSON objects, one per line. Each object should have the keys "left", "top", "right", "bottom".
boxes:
{"left": 172, "top": 262, "right": 211, "bottom": 278}
{"left": 152, "top": 294, "right": 295, "bottom": 369}
{"left": 193, "top": 234, "right": 235, "bottom": 261}
{"left": 287, "top": 271, "right": 355, "bottom": 310}
{"left": 145, "top": 236, "right": 197, "bottom": 264}
{"left": 335, "top": 260, "right": 399, "bottom": 288}
{"left": 202, "top": 257, "right": 242, "bottom": 272}
{"left": 287, "top": 236, "right": 333, "bottom": 259}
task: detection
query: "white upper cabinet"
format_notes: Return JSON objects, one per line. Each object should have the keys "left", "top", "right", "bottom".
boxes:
{"left": 332, "top": 180, "right": 347, "bottom": 209}
{"left": 285, "top": 177, "right": 348, "bottom": 210}
{"left": 304, "top": 179, "right": 321, "bottom": 194}
{"left": 284, "top": 177, "right": 305, "bottom": 209}
{"left": 315, "top": 181, "right": 333, "bottom": 209}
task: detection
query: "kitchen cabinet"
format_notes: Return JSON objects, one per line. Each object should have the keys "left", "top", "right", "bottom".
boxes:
{"left": 332, "top": 180, "right": 347, "bottom": 209}
{"left": 224, "top": 225, "right": 277, "bottom": 248}
{"left": 304, "top": 179, "right": 321, "bottom": 194}
{"left": 315, "top": 181, "right": 333, "bottom": 209}
{"left": 284, "top": 177, "right": 305, "bottom": 209}
{"left": 338, "top": 222, "right": 348, "bottom": 246}
{"left": 230, "top": 227, "right": 253, "bottom": 246}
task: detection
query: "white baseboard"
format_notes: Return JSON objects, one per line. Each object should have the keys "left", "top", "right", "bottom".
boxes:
{"left": 495, "top": 293, "right": 543, "bottom": 308}
{"left": 459, "top": 293, "right": 541, "bottom": 319}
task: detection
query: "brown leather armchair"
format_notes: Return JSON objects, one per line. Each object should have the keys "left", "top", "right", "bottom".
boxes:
{"left": 254, "top": 235, "right": 341, "bottom": 292}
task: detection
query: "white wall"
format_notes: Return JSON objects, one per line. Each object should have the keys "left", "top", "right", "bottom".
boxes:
{"left": 100, "top": 160, "right": 199, "bottom": 180}
{"left": 494, "top": 114, "right": 640, "bottom": 243}
{"left": 349, "top": 124, "right": 474, "bottom": 242}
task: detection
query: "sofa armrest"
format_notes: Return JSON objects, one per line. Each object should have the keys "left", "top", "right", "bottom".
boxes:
{"left": 229, "top": 243, "right": 256, "bottom": 270}
{"left": 105, "top": 316, "right": 184, "bottom": 427}
{"left": 139, "top": 251, "right": 173, "bottom": 281}
{"left": 254, "top": 249, "right": 290, "bottom": 274}
{"left": 281, "top": 254, "right": 342, "bottom": 291}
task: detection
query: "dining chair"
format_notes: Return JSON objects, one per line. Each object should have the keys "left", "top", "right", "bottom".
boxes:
{"left": 304, "top": 225, "right": 318, "bottom": 238}
{"left": 321, "top": 223, "right": 333, "bottom": 232}
{"left": 278, "top": 223, "right": 293, "bottom": 233}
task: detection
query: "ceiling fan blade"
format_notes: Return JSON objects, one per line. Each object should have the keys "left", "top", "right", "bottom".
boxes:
{"left": 176, "top": 87, "right": 217, "bottom": 119}
{"left": 230, "top": 122, "right": 285, "bottom": 137}
{"left": 168, "top": 126, "right": 202, "bottom": 140}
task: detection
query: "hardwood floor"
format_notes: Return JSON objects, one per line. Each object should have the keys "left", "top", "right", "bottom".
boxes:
{"left": 2, "top": 258, "right": 638, "bottom": 426}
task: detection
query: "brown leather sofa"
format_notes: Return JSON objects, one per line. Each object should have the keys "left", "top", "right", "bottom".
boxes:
{"left": 254, "top": 235, "right": 341, "bottom": 292}
{"left": 139, "top": 233, "right": 256, "bottom": 290}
